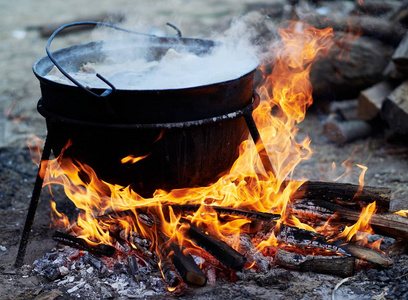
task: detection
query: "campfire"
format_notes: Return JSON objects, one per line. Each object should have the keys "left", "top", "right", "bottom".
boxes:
{"left": 15, "top": 20, "right": 408, "bottom": 296}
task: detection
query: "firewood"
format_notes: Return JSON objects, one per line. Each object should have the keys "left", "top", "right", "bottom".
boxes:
{"left": 382, "top": 80, "right": 408, "bottom": 143}
{"left": 291, "top": 199, "right": 408, "bottom": 241}
{"left": 387, "top": 239, "right": 408, "bottom": 257}
{"left": 323, "top": 115, "right": 372, "bottom": 144}
{"left": 180, "top": 218, "right": 247, "bottom": 270}
{"left": 329, "top": 99, "right": 359, "bottom": 121}
{"left": 158, "top": 256, "right": 182, "bottom": 288}
{"left": 358, "top": 81, "right": 396, "bottom": 121}
{"left": 303, "top": 13, "right": 406, "bottom": 45}
{"left": 170, "top": 205, "right": 279, "bottom": 221}
{"left": 392, "top": 32, "right": 408, "bottom": 74}
{"left": 275, "top": 249, "right": 355, "bottom": 278}
{"left": 157, "top": 232, "right": 207, "bottom": 287}
{"left": 276, "top": 224, "right": 393, "bottom": 267}
{"left": 353, "top": 0, "right": 401, "bottom": 18}
{"left": 168, "top": 242, "right": 207, "bottom": 287}
{"left": 310, "top": 34, "right": 394, "bottom": 101}
{"left": 52, "top": 231, "right": 116, "bottom": 257}
{"left": 290, "top": 181, "right": 391, "bottom": 210}
{"left": 238, "top": 233, "right": 270, "bottom": 272}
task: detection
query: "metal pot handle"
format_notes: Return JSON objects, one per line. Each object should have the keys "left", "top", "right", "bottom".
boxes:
{"left": 46, "top": 21, "right": 182, "bottom": 99}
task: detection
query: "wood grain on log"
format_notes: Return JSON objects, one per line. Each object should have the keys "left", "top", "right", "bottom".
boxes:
{"left": 382, "top": 80, "right": 408, "bottom": 142}
{"left": 291, "top": 199, "right": 408, "bottom": 240}
{"left": 276, "top": 224, "right": 393, "bottom": 267}
{"left": 290, "top": 181, "right": 391, "bottom": 210}
{"left": 323, "top": 116, "right": 372, "bottom": 144}
{"left": 358, "top": 81, "right": 396, "bottom": 121}
{"left": 310, "top": 33, "right": 394, "bottom": 101}
{"left": 275, "top": 249, "right": 355, "bottom": 277}
{"left": 303, "top": 14, "right": 406, "bottom": 44}
{"left": 392, "top": 32, "right": 408, "bottom": 73}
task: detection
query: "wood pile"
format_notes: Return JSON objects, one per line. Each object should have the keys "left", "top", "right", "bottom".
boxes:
{"left": 246, "top": 0, "right": 408, "bottom": 145}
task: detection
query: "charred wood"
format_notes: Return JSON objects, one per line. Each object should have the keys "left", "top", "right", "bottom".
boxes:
{"left": 170, "top": 205, "right": 280, "bottom": 221}
{"left": 180, "top": 218, "right": 247, "bottom": 270}
{"left": 158, "top": 256, "right": 182, "bottom": 289}
{"left": 127, "top": 256, "right": 142, "bottom": 283}
{"left": 275, "top": 249, "right": 355, "bottom": 278}
{"left": 276, "top": 224, "right": 393, "bottom": 267}
{"left": 291, "top": 199, "right": 408, "bottom": 241}
{"left": 168, "top": 242, "right": 207, "bottom": 287}
{"left": 157, "top": 232, "right": 207, "bottom": 287}
{"left": 290, "top": 181, "right": 391, "bottom": 210}
{"left": 52, "top": 231, "right": 116, "bottom": 257}
{"left": 238, "top": 233, "right": 270, "bottom": 272}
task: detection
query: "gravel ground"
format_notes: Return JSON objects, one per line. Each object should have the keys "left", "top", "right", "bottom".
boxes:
{"left": 1, "top": 1, "right": 408, "bottom": 299}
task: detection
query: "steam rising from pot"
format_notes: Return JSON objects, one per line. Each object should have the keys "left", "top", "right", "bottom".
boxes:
{"left": 46, "top": 20, "right": 260, "bottom": 90}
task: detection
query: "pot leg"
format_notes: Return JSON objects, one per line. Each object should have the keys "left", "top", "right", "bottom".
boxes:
{"left": 14, "top": 122, "right": 55, "bottom": 268}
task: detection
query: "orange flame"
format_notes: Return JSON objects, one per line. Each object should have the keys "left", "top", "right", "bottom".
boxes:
{"left": 38, "top": 22, "right": 390, "bottom": 269}
{"left": 338, "top": 201, "right": 376, "bottom": 244}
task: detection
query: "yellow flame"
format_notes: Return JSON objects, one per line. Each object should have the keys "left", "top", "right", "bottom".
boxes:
{"left": 40, "top": 22, "right": 342, "bottom": 258}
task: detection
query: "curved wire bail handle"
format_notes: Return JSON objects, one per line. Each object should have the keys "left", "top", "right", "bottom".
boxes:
{"left": 46, "top": 21, "right": 182, "bottom": 98}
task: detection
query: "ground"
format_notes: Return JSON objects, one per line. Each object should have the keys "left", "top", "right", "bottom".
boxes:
{"left": 1, "top": 1, "right": 408, "bottom": 299}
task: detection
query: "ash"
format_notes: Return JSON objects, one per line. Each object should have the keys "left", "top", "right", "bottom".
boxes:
{"left": 29, "top": 244, "right": 408, "bottom": 300}
{"left": 32, "top": 245, "right": 164, "bottom": 299}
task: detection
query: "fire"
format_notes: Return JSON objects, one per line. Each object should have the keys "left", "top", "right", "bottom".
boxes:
{"left": 34, "top": 21, "right": 385, "bottom": 282}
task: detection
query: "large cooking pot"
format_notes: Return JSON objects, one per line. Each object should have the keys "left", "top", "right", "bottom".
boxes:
{"left": 33, "top": 22, "right": 257, "bottom": 195}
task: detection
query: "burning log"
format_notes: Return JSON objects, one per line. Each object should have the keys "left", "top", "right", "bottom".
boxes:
{"left": 170, "top": 205, "right": 279, "bottom": 221}
{"left": 276, "top": 224, "right": 393, "bottom": 268}
{"left": 157, "top": 233, "right": 207, "bottom": 287}
{"left": 168, "top": 242, "right": 207, "bottom": 287}
{"left": 157, "top": 256, "right": 182, "bottom": 289}
{"left": 239, "top": 233, "right": 270, "bottom": 272}
{"left": 292, "top": 199, "right": 408, "bottom": 241}
{"left": 275, "top": 249, "right": 355, "bottom": 278}
{"left": 52, "top": 231, "right": 116, "bottom": 257}
{"left": 180, "top": 218, "right": 247, "bottom": 271}
{"left": 290, "top": 181, "right": 391, "bottom": 210}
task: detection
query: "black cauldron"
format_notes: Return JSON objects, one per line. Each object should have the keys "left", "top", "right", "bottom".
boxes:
{"left": 33, "top": 22, "right": 257, "bottom": 195}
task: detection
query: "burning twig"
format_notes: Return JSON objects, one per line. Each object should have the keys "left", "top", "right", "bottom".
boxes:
{"left": 52, "top": 231, "right": 116, "bottom": 257}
